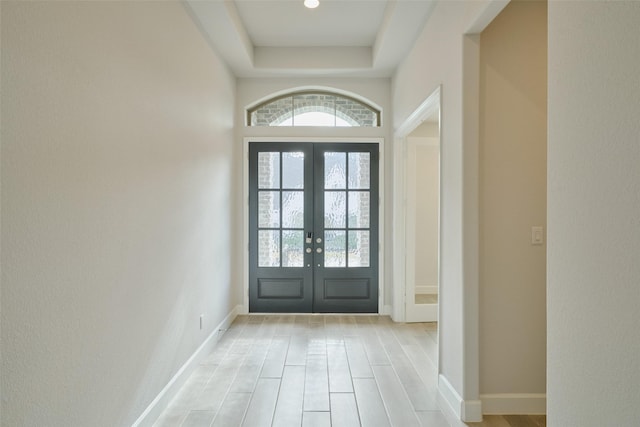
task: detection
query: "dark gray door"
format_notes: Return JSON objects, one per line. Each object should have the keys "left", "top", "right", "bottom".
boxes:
{"left": 249, "top": 142, "right": 378, "bottom": 313}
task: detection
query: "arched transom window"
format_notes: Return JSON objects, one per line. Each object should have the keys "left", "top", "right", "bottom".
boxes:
{"left": 247, "top": 91, "right": 380, "bottom": 127}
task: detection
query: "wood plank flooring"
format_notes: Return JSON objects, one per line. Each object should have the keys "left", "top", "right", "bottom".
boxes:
{"left": 153, "top": 315, "right": 545, "bottom": 427}
{"left": 466, "top": 415, "right": 546, "bottom": 427}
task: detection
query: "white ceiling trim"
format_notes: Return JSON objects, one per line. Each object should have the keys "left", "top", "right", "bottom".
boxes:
{"left": 254, "top": 47, "right": 372, "bottom": 70}
{"left": 183, "top": 0, "right": 436, "bottom": 78}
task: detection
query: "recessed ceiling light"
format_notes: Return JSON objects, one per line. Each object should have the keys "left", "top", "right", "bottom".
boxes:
{"left": 304, "top": 0, "right": 319, "bottom": 9}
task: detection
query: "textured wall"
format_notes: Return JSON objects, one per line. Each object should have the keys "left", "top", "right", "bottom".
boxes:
{"left": 479, "top": 0, "right": 547, "bottom": 398}
{"left": 393, "top": 0, "right": 507, "bottom": 404}
{"left": 547, "top": 2, "right": 640, "bottom": 425}
{"left": 1, "top": 2, "right": 236, "bottom": 426}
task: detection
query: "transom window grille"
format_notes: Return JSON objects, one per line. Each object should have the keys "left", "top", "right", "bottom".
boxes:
{"left": 248, "top": 91, "right": 380, "bottom": 127}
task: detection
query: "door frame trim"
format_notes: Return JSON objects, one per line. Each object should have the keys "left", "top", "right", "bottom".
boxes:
{"left": 392, "top": 85, "right": 441, "bottom": 322}
{"left": 242, "top": 137, "right": 385, "bottom": 314}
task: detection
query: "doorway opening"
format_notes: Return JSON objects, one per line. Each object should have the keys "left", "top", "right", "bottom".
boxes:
{"left": 405, "top": 118, "right": 440, "bottom": 322}
{"left": 393, "top": 86, "right": 441, "bottom": 323}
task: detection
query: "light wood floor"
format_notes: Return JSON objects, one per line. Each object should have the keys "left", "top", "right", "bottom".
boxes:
{"left": 153, "top": 315, "right": 544, "bottom": 427}
{"left": 466, "top": 415, "right": 546, "bottom": 427}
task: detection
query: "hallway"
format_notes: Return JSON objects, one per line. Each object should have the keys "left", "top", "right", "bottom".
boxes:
{"left": 153, "top": 315, "right": 444, "bottom": 426}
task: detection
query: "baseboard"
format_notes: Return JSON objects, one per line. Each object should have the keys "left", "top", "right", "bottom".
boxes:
{"left": 437, "top": 374, "right": 483, "bottom": 424}
{"left": 415, "top": 285, "right": 438, "bottom": 295}
{"left": 381, "top": 304, "right": 393, "bottom": 315}
{"left": 131, "top": 305, "right": 240, "bottom": 427}
{"left": 480, "top": 393, "right": 546, "bottom": 415}
{"left": 463, "top": 399, "right": 483, "bottom": 421}
{"left": 438, "top": 374, "right": 462, "bottom": 422}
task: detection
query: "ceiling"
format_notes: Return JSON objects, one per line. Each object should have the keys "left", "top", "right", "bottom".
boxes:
{"left": 184, "top": 0, "right": 437, "bottom": 78}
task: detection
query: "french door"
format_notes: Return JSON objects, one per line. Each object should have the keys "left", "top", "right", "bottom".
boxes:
{"left": 248, "top": 142, "right": 379, "bottom": 313}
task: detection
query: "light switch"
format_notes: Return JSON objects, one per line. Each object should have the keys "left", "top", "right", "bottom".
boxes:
{"left": 531, "top": 226, "right": 544, "bottom": 245}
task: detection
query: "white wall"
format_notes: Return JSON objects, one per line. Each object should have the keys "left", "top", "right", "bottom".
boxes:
{"left": 406, "top": 136, "right": 439, "bottom": 294}
{"left": 0, "top": 0, "right": 3, "bottom": 412}
{"left": 392, "top": 0, "right": 507, "bottom": 415}
{"left": 415, "top": 144, "right": 439, "bottom": 292}
{"left": 1, "top": 2, "right": 236, "bottom": 426}
{"left": 409, "top": 122, "right": 439, "bottom": 138}
{"left": 478, "top": 0, "right": 547, "bottom": 407}
{"left": 236, "top": 78, "right": 393, "bottom": 310}
{"left": 548, "top": 2, "right": 640, "bottom": 426}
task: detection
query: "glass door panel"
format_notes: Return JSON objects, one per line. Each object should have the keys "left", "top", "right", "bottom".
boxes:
{"left": 319, "top": 149, "right": 374, "bottom": 268}
{"left": 313, "top": 144, "right": 379, "bottom": 313}
{"left": 250, "top": 144, "right": 313, "bottom": 312}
